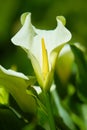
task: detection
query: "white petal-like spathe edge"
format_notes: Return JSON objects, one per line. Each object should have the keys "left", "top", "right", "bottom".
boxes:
{"left": 0, "top": 65, "right": 28, "bottom": 80}
{"left": 59, "top": 44, "right": 71, "bottom": 57}
{"left": 33, "top": 19, "right": 71, "bottom": 55}
{"left": 33, "top": 86, "right": 42, "bottom": 94}
{"left": 11, "top": 13, "right": 36, "bottom": 50}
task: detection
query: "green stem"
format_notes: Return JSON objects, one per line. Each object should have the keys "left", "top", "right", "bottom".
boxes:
{"left": 44, "top": 92, "right": 56, "bottom": 130}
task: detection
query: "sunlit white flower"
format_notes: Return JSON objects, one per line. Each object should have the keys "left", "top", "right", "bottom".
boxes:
{"left": 11, "top": 12, "right": 71, "bottom": 90}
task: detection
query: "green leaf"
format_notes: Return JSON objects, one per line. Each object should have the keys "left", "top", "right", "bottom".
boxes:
{"left": 81, "top": 104, "right": 87, "bottom": 130}
{"left": 0, "top": 105, "right": 26, "bottom": 130}
{"left": 71, "top": 45, "right": 87, "bottom": 77}
{"left": 26, "top": 87, "right": 47, "bottom": 115}
{"left": 71, "top": 45, "right": 87, "bottom": 102}
{"left": 71, "top": 112, "right": 86, "bottom": 130}
{"left": 0, "top": 87, "right": 9, "bottom": 105}
{"left": 51, "top": 84, "right": 77, "bottom": 130}
{"left": 0, "top": 66, "right": 37, "bottom": 113}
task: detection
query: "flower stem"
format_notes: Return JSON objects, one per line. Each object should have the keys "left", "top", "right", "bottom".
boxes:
{"left": 43, "top": 92, "right": 56, "bottom": 130}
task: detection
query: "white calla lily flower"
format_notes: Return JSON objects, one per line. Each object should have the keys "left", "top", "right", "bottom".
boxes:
{"left": 11, "top": 12, "right": 71, "bottom": 90}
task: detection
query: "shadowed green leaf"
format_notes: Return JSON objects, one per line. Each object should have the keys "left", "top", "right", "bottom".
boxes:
{"left": 0, "top": 65, "right": 37, "bottom": 113}
{"left": 71, "top": 45, "right": 87, "bottom": 102}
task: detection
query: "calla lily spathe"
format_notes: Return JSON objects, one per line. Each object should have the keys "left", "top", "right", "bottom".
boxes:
{"left": 11, "top": 12, "right": 71, "bottom": 90}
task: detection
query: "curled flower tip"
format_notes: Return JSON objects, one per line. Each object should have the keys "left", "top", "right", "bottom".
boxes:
{"left": 56, "top": 16, "right": 66, "bottom": 25}
{"left": 20, "top": 12, "right": 31, "bottom": 25}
